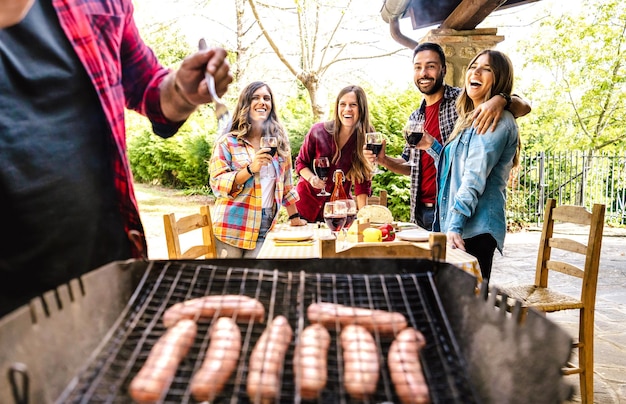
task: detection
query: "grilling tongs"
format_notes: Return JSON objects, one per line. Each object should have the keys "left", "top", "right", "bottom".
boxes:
{"left": 199, "top": 38, "right": 232, "bottom": 134}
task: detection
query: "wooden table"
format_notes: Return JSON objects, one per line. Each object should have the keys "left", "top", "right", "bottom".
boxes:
{"left": 258, "top": 223, "right": 483, "bottom": 283}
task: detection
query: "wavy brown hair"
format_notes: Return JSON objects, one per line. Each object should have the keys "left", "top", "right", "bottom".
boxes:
{"left": 449, "top": 50, "right": 520, "bottom": 167}
{"left": 323, "top": 85, "right": 374, "bottom": 183}
{"left": 229, "top": 81, "right": 290, "bottom": 159}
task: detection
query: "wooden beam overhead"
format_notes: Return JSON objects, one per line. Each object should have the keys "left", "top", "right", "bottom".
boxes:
{"left": 400, "top": 0, "right": 542, "bottom": 31}
{"left": 440, "top": 0, "right": 508, "bottom": 30}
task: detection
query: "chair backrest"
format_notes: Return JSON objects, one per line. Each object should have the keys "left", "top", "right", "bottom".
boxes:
{"left": 320, "top": 232, "right": 447, "bottom": 260}
{"left": 535, "top": 198, "right": 605, "bottom": 304}
{"left": 366, "top": 190, "right": 387, "bottom": 207}
{"left": 163, "top": 205, "right": 217, "bottom": 259}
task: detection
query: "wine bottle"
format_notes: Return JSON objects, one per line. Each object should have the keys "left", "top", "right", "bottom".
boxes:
{"left": 329, "top": 169, "right": 348, "bottom": 202}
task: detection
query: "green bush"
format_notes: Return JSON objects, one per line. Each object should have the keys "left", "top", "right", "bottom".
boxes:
{"left": 506, "top": 186, "right": 530, "bottom": 232}
{"left": 128, "top": 126, "right": 214, "bottom": 189}
{"left": 367, "top": 84, "right": 418, "bottom": 221}
{"left": 128, "top": 129, "right": 183, "bottom": 186}
{"left": 371, "top": 170, "right": 412, "bottom": 222}
{"left": 281, "top": 86, "right": 315, "bottom": 162}
{"left": 174, "top": 133, "right": 212, "bottom": 187}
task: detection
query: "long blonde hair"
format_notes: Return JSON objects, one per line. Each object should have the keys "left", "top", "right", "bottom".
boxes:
{"left": 449, "top": 50, "right": 520, "bottom": 167}
{"left": 323, "top": 85, "right": 373, "bottom": 183}
{"left": 229, "top": 81, "right": 290, "bottom": 159}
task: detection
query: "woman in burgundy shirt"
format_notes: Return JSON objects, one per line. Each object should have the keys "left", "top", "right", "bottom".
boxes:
{"left": 295, "top": 85, "right": 373, "bottom": 222}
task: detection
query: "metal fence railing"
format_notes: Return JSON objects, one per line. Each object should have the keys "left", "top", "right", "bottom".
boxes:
{"left": 508, "top": 150, "right": 626, "bottom": 226}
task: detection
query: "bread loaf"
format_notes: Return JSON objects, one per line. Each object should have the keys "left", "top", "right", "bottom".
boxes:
{"left": 357, "top": 205, "right": 393, "bottom": 224}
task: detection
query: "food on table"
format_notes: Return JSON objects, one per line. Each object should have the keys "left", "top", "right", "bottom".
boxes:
{"left": 378, "top": 223, "right": 396, "bottom": 241}
{"left": 363, "top": 227, "right": 383, "bottom": 242}
{"left": 246, "top": 315, "right": 293, "bottom": 402}
{"left": 347, "top": 220, "right": 361, "bottom": 234}
{"left": 306, "top": 302, "right": 407, "bottom": 336}
{"left": 388, "top": 328, "right": 431, "bottom": 404}
{"left": 129, "top": 319, "right": 197, "bottom": 403}
{"left": 293, "top": 323, "right": 331, "bottom": 400}
{"left": 341, "top": 324, "right": 380, "bottom": 400}
{"left": 162, "top": 295, "right": 265, "bottom": 327}
{"left": 190, "top": 317, "right": 242, "bottom": 402}
{"left": 356, "top": 205, "right": 394, "bottom": 224}
{"left": 345, "top": 219, "right": 370, "bottom": 242}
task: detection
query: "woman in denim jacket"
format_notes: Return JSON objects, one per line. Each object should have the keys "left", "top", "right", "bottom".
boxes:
{"left": 418, "top": 49, "right": 520, "bottom": 282}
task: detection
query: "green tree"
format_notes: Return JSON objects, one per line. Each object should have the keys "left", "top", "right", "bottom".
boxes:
{"left": 246, "top": 0, "right": 406, "bottom": 121}
{"left": 516, "top": 0, "right": 626, "bottom": 152}
{"left": 280, "top": 84, "right": 315, "bottom": 162}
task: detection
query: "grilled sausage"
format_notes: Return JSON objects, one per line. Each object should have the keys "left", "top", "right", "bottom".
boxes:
{"left": 246, "top": 315, "right": 293, "bottom": 403}
{"left": 190, "top": 317, "right": 242, "bottom": 402}
{"left": 293, "top": 323, "right": 331, "bottom": 400}
{"left": 163, "top": 295, "right": 265, "bottom": 327}
{"left": 129, "top": 319, "right": 197, "bottom": 403}
{"left": 388, "top": 328, "right": 430, "bottom": 404}
{"left": 307, "top": 302, "right": 407, "bottom": 336}
{"left": 340, "top": 324, "right": 380, "bottom": 400}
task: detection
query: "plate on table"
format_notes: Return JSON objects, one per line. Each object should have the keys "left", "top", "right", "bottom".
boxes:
{"left": 271, "top": 231, "right": 314, "bottom": 242}
{"left": 396, "top": 228, "right": 431, "bottom": 242}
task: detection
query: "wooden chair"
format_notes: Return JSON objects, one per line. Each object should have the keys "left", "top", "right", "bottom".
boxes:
{"left": 320, "top": 232, "right": 446, "bottom": 260}
{"left": 500, "top": 198, "right": 605, "bottom": 404}
{"left": 163, "top": 205, "right": 217, "bottom": 259}
{"left": 366, "top": 190, "right": 387, "bottom": 206}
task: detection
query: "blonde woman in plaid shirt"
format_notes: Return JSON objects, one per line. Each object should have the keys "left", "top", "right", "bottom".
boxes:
{"left": 209, "top": 82, "right": 307, "bottom": 258}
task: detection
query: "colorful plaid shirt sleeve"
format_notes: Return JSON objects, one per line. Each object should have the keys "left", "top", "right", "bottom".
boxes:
{"left": 280, "top": 155, "right": 299, "bottom": 208}
{"left": 55, "top": 0, "right": 185, "bottom": 257}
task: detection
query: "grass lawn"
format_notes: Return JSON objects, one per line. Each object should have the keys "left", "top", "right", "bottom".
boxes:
{"left": 134, "top": 183, "right": 214, "bottom": 259}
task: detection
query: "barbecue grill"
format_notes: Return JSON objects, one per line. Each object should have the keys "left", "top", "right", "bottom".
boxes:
{"left": 0, "top": 258, "right": 574, "bottom": 404}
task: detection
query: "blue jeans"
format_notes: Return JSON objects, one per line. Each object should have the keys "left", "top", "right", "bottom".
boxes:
{"left": 215, "top": 207, "right": 275, "bottom": 258}
{"left": 415, "top": 202, "right": 436, "bottom": 231}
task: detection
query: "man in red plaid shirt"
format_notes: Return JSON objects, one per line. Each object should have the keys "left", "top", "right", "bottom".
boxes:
{"left": 0, "top": 0, "right": 232, "bottom": 316}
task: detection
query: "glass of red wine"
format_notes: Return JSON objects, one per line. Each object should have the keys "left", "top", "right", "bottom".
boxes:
{"left": 260, "top": 136, "right": 278, "bottom": 178}
{"left": 340, "top": 199, "right": 357, "bottom": 247}
{"left": 403, "top": 120, "right": 424, "bottom": 167}
{"left": 313, "top": 157, "right": 331, "bottom": 196}
{"left": 260, "top": 135, "right": 278, "bottom": 157}
{"left": 365, "top": 132, "right": 383, "bottom": 174}
{"left": 323, "top": 201, "right": 347, "bottom": 239}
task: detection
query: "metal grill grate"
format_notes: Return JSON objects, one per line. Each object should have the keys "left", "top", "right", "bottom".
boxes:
{"left": 59, "top": 260, "right": 478, "bottom": 403}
